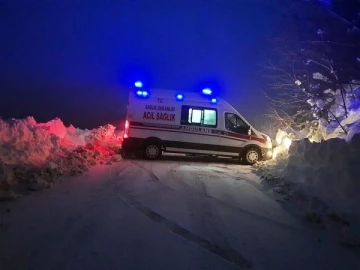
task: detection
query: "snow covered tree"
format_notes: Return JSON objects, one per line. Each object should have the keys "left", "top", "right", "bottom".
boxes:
{"left": 261, "top": 0, "right": 360, "bottom": 139}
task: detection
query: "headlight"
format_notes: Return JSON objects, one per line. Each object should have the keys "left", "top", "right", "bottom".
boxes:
{"left": 282, "top": 137, "right": 292, "bottom": 149}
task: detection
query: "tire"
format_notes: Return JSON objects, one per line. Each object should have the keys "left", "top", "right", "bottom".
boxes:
{"left": 243, "top": 147, "right": 261, "bottom": 165}
{"left": 143, "top": 143, "right": 162, "bottom": 160}
{"left": 120, "top": 149, "right": 132, "bottom": 159}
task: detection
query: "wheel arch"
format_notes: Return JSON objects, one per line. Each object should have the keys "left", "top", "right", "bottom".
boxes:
{"left": 143, "top": 137, "right": 163, "bottom": 148}
{"left": 143, "top": 137, "right": 163, "bottom": 160}
{"left": 240, "top": 144, "right": 263, "bottom": 161}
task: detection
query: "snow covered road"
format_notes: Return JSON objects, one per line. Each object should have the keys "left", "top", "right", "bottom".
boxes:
{"left": 0, "top": 156, "right": 359, "bottom": 270}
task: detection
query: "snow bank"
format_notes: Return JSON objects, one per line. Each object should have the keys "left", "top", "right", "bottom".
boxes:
{"left": 255, "top": 137, "right": 360, "bottom": 246}
{"left": 0, "top": 117, "right": 62, "bottom": 166}
{"left": 0, "top": 117, "right": 123, "bottom": 200}
{"left": 258, "top": 131, "right": 360, "bottom": 216}
{"left": 284, "top": 135, "right": 360, "bottom": 215}
{"left": 273, "top": 82, "right": 360, "bottom": 218}
{"left": 0, "top": 117, "right": 123, "bottom": 166}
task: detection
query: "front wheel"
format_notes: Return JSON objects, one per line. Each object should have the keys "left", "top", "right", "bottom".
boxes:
{"left": 243, "top": 147, "right": 261, "bottom": 165}
{"left": 144, "top": 143, "right": 162, "bottom": 160}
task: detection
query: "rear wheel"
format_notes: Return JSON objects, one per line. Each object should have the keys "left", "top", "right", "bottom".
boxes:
{"left": 120, "top": 149, "right": 132, "bottom": 159}
{"left": 243, "top": 147, "right": 261, "bottom": 165}
{"left": 144, "top": 143, "right": 162, "bottom": 160}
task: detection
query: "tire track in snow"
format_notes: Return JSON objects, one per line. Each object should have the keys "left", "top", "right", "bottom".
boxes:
{"left": 157, "top": 163, "right": 301, "bottom": 231}
{"left": 108, "top": 160, "right": 130, "bottom": 179}
{"left": 166, "top": 167, "right": 248, "bottom": 269}
{"left": 128, "top": 160, "right": 297, "bottom": 231}
{"left": 115, "top": 188, "right": 252, "bottom": 269}
{"left": 109, "top": 162, "right": 252, "bottom": 269}
{"left": 130, "top": 161, "right": 163, "bottom": 183}
{"left": 130, "top": 160, "right": 180, "bottom": 191}
{"left": 151, "top": 162, "right": 185, "bottom": 190}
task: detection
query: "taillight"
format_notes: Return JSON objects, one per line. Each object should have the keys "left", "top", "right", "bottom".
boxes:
{"left": 124, "top": 120, "right": 129, "bottom": 138}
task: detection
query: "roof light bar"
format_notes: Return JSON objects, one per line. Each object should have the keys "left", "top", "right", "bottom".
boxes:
{"left": 135, "top": 90, "right": 149, "bottom": 98}
{"left": 176, "top": 94, "right": 184, "bottom": 101}
{"left": 202, "top": 88, "right": 212, "bottom": 95}
{"left": 134, "top": 81, "right": 143, "bottom": 88}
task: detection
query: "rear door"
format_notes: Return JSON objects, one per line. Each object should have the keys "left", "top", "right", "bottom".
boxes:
{"left": 174, "top": 105, "right": 220, "bottom": 154}
{"left": 127, "top": 93, "right": 182, "bottom": 143}
{"left": 219, "top": 112, "right": 250, "bottom": 155}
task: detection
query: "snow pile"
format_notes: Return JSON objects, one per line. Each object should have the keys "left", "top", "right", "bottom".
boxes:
{"left": 38, "top": 117, "right": 94, "bottom": 147}
{"left": 259, "top": 133, "right": 360, "bottom": 215}
{"left": 0, "top": 117, "right": 123, "bottom": 166}
{"left": 267, "top": 80, "right": 360, "bottom": 217}
{"left": 0, "top": 117, "right": 123, "bottom": 200}
{"left": 284, "top": 135, "right": 360, "bottom": 215}
{"left": 263, "top": 134, "right": 360, "bottom": 246}
{"left": 85, "top": 124, "right": 123, "bottom": 145}
{"left": 255, "top": 138, "right": 360, "bottom": 247}
{"left": 0, "top": 117, "right": 64, "bottom": 166}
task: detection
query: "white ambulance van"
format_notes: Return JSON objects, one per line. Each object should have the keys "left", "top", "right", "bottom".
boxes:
{"left": 120, "top": 85, "right": 273, "bottom": 164}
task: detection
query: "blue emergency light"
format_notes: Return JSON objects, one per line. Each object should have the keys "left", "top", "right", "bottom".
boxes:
{"left": 134, "top": 81, "right": 143, "bottom": 88}
{"left": 202, "top": 88, "right": 212, "bottom": 95}
{"left": 176, "top": 94, "right": 184, "bottom": 101}
{"left": 136, "top": 90, "right": 149, "bottom": 97}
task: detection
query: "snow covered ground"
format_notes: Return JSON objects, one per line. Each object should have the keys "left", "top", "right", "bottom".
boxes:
{"left": 1, "top": 158, "right": 359, "bottom": 270}
{"left": 1, "top": 116, "right": 360, "bottom": 269}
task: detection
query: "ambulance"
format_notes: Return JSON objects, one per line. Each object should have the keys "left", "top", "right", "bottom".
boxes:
{"left": 120, "top": 82, "right": 273, "bottom": 164}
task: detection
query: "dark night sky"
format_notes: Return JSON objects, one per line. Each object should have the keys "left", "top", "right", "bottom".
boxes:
{"left": 0, "top": 0, "right": 282, "bottom": 129}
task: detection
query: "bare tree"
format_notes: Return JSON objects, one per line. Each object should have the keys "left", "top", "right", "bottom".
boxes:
{"left": 260, "top": 0, "right": 360, "bottom": 136}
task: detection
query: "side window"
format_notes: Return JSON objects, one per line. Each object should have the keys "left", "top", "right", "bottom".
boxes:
{"left": 225, "top": 113, "right": 249, "bottom": 134}
{"left": 181, "top": 106, "right": 217, "bottom": 127}
{"left": 203, "top": 109, "right": 216, "bottom": 126}
{"left": 188, "top": 108, "right": 202, "bottom": 124}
